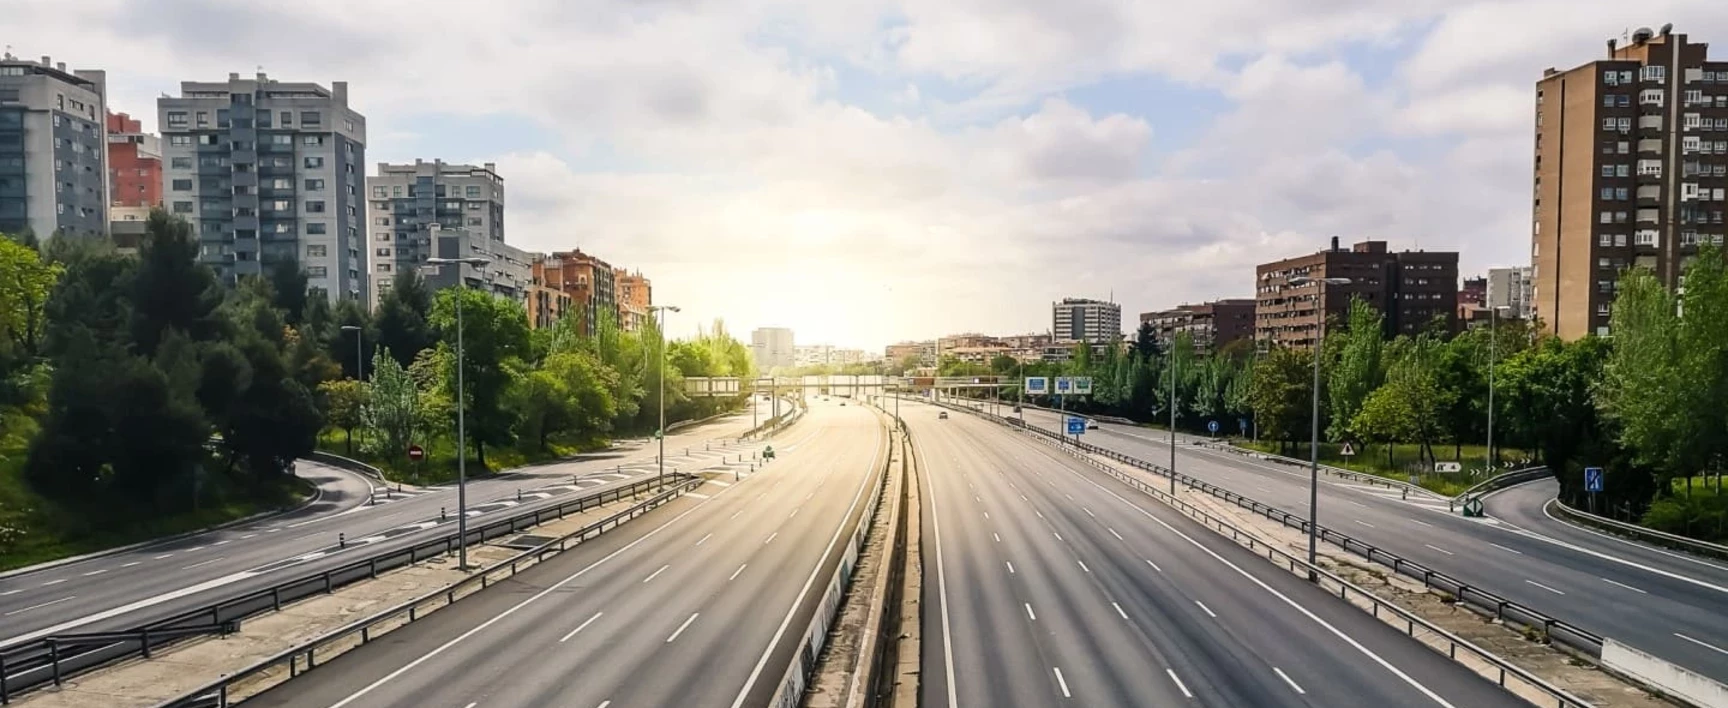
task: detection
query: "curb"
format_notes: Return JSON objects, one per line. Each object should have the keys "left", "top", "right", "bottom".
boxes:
{"left": 0, "top": 467, "right": 331, "bottom": 581}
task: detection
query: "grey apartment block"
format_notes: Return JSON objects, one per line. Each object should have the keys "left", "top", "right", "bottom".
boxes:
{"left": 420, "top": 224, "right": 532, "bottom": 302}
{"left": 366, "top": 160, "right": 505, "bottom": 307}
{"left": 1487, "top": 266, "right": 1535, "bottom": 320}
{"left": 1052, "top": 297, "right": 1122, "bottom": 343}
{"left": 0, "top": 54, "right": 108, "bottom": 239}
{"left": 157, "top": 72, "right": 366, "bottom": 302}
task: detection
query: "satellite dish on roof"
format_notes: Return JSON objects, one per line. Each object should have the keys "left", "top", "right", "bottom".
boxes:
{"left": 1633, "top": 27, "right": 1655, "bottom": 43}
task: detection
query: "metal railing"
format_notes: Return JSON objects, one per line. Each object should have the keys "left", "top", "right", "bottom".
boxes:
{"left": 304, "top": 451, "right": 385, "bottom": 480}
{"left": 1550, "top": 498, "right": 1728, "bottom": 562}
{"left": 154, "top": 476, "right": 704, "bottom": 708}
{"left": 931, "top": 399, "right": 1606, "bottom": 659}
{"left": 0, "top": 474, "right": 688, "bottom": 705}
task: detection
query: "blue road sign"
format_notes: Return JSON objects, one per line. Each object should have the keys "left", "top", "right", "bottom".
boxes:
{"left": 1025, "top": 377, "right": 1049, "bottom": 395}
{"left": 1067, "top": 417, "right": 1086, "bottom": 435}
{"left": 1584, "top": 466, "right": 1604, "bottom": 493}
{"left": 1239, "top": 418, "right": 1250, "bottom": 435}
{"left": 1208, "top": 420, "right": 1220, "bottom": 434}
{"left": 1055, "top": 377, "right": 1073, "bottom": 394}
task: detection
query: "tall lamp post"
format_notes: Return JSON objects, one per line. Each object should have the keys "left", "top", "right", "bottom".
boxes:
{"left": 1287, "top": 275, "right": 1351, "bottom": 578}
{"left": 340, "top": 325, "right": 364, "bottom": 380}
{"left": 426, "top": 256, "right": 491, "bottom": 570}
{"left": 651, "top": 305, "right": 681, "bottom": 489}
{"left": 1162, "top": 311, "right": 1192, "bottom": 494}
{"left": 1486, "top": 305, "right": 1512, "bottom": 475}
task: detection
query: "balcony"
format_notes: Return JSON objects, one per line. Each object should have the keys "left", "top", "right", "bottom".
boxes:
{"left": 1638, "top": 138, "right": 1665, "bottom": 154}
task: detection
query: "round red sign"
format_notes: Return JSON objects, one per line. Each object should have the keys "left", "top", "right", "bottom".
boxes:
{"left": 407, "top": 445, "right": 425, "bottom": 461}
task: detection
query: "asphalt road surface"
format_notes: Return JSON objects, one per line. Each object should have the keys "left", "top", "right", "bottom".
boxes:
{"left": 909, "top": 399, "right": 1524, "bottom": 707}
{"left": 1003, "top": 402, "right": 1728, "bottom": 682}
{"left": 243, "top": 397, "right": 886, "bottom": 708}
{"left": 0, "top": 403, "right": 771, "bottom": 650}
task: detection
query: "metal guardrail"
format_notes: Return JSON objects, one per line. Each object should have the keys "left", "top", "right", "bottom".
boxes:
{"left": 1454, "top": 466, "right": 1553, "bottom": 504}
{"left": 931, "top": 399, "right": 1607, "bottom": 660}
{"left": 0, "top": 474, "right": 686, "bottom": 705}
{"left": 1550, "top": 498, "right": 1728, "bottom": 562}
{"left": 154, "top": 475, "right": 704, "bottom": 708}
{"left": 1028, "top": 432, "right": 1592, "bottom": 708}
{"left": 304, "top": 451, "right": 386, "bottom": 480}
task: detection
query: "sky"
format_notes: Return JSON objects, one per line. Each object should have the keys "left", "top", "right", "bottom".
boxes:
{"left": 11, "top": 0, "right": 1728, "bottom": 351}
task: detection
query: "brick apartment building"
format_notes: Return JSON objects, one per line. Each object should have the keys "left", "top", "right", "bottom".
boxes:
{"left": 1256, "top": 238, "right": 1459, "bottom": 348}
{"left": 1139, "top": 298, "right": 1256, "bottom": 354}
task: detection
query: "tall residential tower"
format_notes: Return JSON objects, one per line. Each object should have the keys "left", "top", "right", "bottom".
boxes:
{"left": 0, "top": 54, "right": 107, "bottom": 239}
{"left": 366, "top": 160, "right": 507, "bottom": 306}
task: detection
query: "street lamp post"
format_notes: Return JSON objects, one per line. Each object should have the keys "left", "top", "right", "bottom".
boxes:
{"left": 651, "top": 305, "right": 681, "bottom": 490}
{"left": 1486, "top": 305, "right": 1512, "bottom": 475}
{"left": 340, "top": 325, "right": 363, "bottom": 380}
{"left": 1162, "top": 311, "right": 1192, "bottom": 494}
{"left": 1287, "top": 274, "right": 1351, "bottom": 579}
{"left": 426, "top": 256, "right": 491, "bottom": 571}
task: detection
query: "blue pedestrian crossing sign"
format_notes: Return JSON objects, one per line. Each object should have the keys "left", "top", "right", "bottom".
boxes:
{"left": 1067, "top": 417, "right": 1086, "bottom": 435}
{"left": 1584, "top": 467, "right": 1604, "bottom": 493}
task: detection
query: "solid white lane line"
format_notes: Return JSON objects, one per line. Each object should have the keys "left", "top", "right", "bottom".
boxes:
{"left": 666, "top": 612, "right": 700, "bottom": 642}
{"left": 696, "top": 533, "right": 714, "bottom": 546}
{"left": 1423, "top": 544, "right": 1455, "bottom": 556}
{"left": 559, "top": 612, "right": 604, "bottom": 642}
{"left": 1410, "top": 519, "right": 1433, "bottom": 527}
{"left": 4, "top": 596, "right": 75, "bottom": 616}
{"left": 1167, "top": 669, "right": 1193, "bottom": 698}
{"left": 1025, "top": 603, "right": 1037, "bottom": 621}
{"left": 1195, "top": 601, "right": 1217, "bottom": 618}
{"left": 1146, "top": 559, "right": 1163, "bottom": 572}
{"left": 1108, "top": 528, "right": 1124, "bottom": 541}
{"left": 1525, "top": 579, "right": 1566, "bottom": 595}
{"left": 119, "top": 562, "right": 140, "bottom": 568}
{"left": 1112, "top": 602, "right": 1128, "bottom": 619}
{"left": 1076, "top": 559, "right": 1091, "bottom": 573}
{"left": 1602, "top": 577, "right": 1647, "bottom": 594}
{"left": 993, "top": 533, "right": 1001, "bottom": 543}
{"left": 81, "top": 569, "right": 108, "bottom": 577}
{"left": 643, "top": 565, "right": 670, "bottom": 583}
{"left": 1675, "top": 633, "right": 1728, "bottom": 656}
{"left": 685, "top": 492, "right": 711, "bottom": 499}
{"left": 921, "top": 444, "right": 960, "bottom": 708}
{"left": 1354, "top": 520, "right": 1375, "bottom": 528}
{"left": 763, "top": 532, "right": 778, "bottom": 545}
{"left": 1274, "top": 667, "right": 1306, "bottom": 695}
{"left": 1489, "top": 542, "right": 1524, "bottom": 555}
{"left": 730, "top": 564, "right": 748, "bottom": 581}
{"left": 1006, "top": 561, "right": 1016, "bottom": 575}
{"left": 1052, "top": 667, "right": 1072, "bottom": 698}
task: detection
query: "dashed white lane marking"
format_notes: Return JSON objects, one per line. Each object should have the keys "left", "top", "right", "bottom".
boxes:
{"left": 597, "top": 701, "right": 612, "bottom": 708}
{"left": 1035, "top": 510, "right": 1045, "bottom": 520}
{"left": 463, "top": 702, "right": 478, "bottom": 708}
{"left": 40, "top": 578, "right": 66, "bottom": 586}
{"left": 1053, "top": 532, "right": 1063, "bottom": 542}
{"left": 1195, "top": 601, "right": 1217, "bottom": 618}
{"left": 1675, "top": 633, "right": 1728, "bottom": 656}
{"left": 789, "top": 508, "right": 799, "bottom": 519}
{"left": 1083, "top": 507, "right": 1095, "bottom": 518}
{"left": 213, "top": 540, "right": 231, "bottom": 546}
{"left": 1020, "top": 494, "right": 1029, "bottom": 502}
{"left": 182, "top": 557, "right": 225, "bottom": 570}
{"left": 730, "top": 509, "right": 745, "bottom": 520}
{"left": 1024, "top": 603, "right": 1037, "bottom": 621}
{"left": 1052, "top": 667, "right": 1072, "bottom": 698}
{"left": 1346, "top": 500, "right": 1368, "bottom": 509}
{"left": 643, "top": 565, "right": 670, "bottom": 583}
{"left": 1108, "top": 528, "right": 1124, "bottom": 541}
{"left": 4, "top": 596, "right": 75, "bottom": 616}
{"left": 1423, "top": 544, "right": 1454, "bottom": 556}
{"left": 1146, "top": 559, "right": 1163, "bottom": 572}
{"left": 119, "top": 562, "right": 140, "bottom": 568}
{"left": 730, "top": 564, "right": 748, "bottom": 581}
{"left": 1489, "top": 542, "right": 1524, "bottom": 555}
{"left": 1274, "top": 667, "right": 1306, "bottom": 694}
{"left": 764, "top": 532, "right": 778, "bottom": 545}
{"left": 153, "top": 554, "right": 173, "bottom": 560}
{"left": 0, "top": 589, "right": 20, "bottom": 596}
{"left": 1525, "top": 579, "right": 1565, "bottom": 595}
{"left": 685, "top": 492, "right": 711, "bottom": 499}
{"left": 1112, "top": 602, "right": 1128, "bottom": 619}
{"left": 666, "top": 612, "right": 700, "bottom": 642}
{"left": 559, "top": 612, "right": 603, "bottom": 642}
{"left": 1601, "top": 577, "right": 1647, "bottom": 594}
{"left": 1410, "top": 519, "right": 1433, "bottom": 527}
{"left": 81, "top": 569, "right": 108, "bottom": 577}
{"left": 993, "top": 533, "right": 1001, "bottom": 543}
{"left": 1353, "top": 520, "right": 1375, "bottom": 528}
{"left": 984, "top": 512, "right": 991, "bottom": 520}
{"left": 1006, "top": 561, "right": 1016, "bottom": 575}
{"left": 696, "top": 533, "right": 713, "bottom": 546}
{"left": 1064, "top": 494, "right": 1074, "bottom": 501}
{"left": 1076, "top": 559, "right": 1091, "bottom": 573}
{"left": 1167, "top": 669, "right": 1193, "bottom": 698}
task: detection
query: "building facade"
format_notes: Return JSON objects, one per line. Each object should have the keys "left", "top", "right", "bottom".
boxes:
{"left": 884, "top": 340, "right": 935, "bottom": 366}
{"left": 0, "top": 54, "right": 107, "bottom": 239}
{"left": 1052, "top": 298, "right": 1122, "bottom": 343}
{"left": 1256, "top": 237, "right": 1459, "bottom": 348}
{"left": 418, "top": 223, "right": 531, "bottom": 302}
{"left": 615, "top": 269, "right": 651, "bottom": 332}
{"left": 158, "top": 72, "right": 366, "bottom": 301}
{"left": 1533, "top": 26, "right": 1728, "bottom": 339}
{"left": 106, "top": 111, "right": 159, "bottom": 209}
{"left": 366, "top": 160, "right": 504, "bottom": 307}
{"left": 532, "top": 250, "right": 617, "bottom": 335}
{"left": 751, "top": 327, "right": 795, "bottom": 371}
{"left": 1487, "top": 266, "right": 1535, "bottom": 320}
{"left": 1139, "top": 298, "right": 1255, "bottom": 354}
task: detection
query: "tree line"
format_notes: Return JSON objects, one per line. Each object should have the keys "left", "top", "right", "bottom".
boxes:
{"left": 0, "top": 210, "right": 751, "bottom": 541}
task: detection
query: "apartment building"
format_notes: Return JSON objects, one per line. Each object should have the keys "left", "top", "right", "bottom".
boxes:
{"left": 106, "top": 111, "right": 159, "bottom": 210}
{"left": 884, "top": 340, "right": 935, "bottom": 366}
{"left": 419, "top": 223, "right": 532, "bottom": 302}
{"left": 367, "top": 160, "right": 505, "bottom": 307}
{"left": 1487, "top": 266, "right": 1535, "bottom": 320}
{"left": 1533, "top": 25, "right": 1728, "bottom": 338}
{"left": 533, "top": 250, "right": 617, "bottom": 335}
{"left": 1139, "top": 298, "right": 1256, "bottom": 353}
{"left": 752, "top": 327, "right": 795, "bottom": 370}
{"left": 1052, "top": 297, "right": 1122, "bottom": 343}
{"left": 615, "top": 269, "right": 652, "bottom": 332}
{"left": 158, "top": 72, "right": 367, "bottom": 301}
{"left": 0, "top": 54, "right": 107, "bottom": 239}
{"left": 1255, "top": 237, "right": 1459, "bottom": 348}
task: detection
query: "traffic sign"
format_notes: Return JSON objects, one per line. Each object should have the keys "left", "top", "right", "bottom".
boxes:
{"left": 407, "top": 445, "right": 425, "bottom": 461}
{"left": 1054, "top": 377, "right": 1073, "bottom": 394}
{"left": 1339, "top": 442, "right": 1356, "bottom": 457}
{"left": 1072, "top": 377, "right": 1093, "bottom": 395}
{"left": 1207, "top": 420, "right": 1219, "bottom": 434}
{"left": 1584, "top": 466, "right": 1604, "bottom": 493}
{"left": 1461, "top": 496, "right": 1484, "bottom": 517}
{"left": 1067, "top": 417, "right": 1086, "bottom": 435}
{"left": 1239, "top": 418, "right": 1249, "bottom": 436}
{"left": 1025, "top": 377, "right": 1049, "bottom": 395}
{"left": 1434, "top": 461, "right": 1462, "bottom": 473}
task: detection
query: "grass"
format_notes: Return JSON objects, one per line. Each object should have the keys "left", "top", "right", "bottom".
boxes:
{"left": 317, "top": 430, "right": 609, "bottom": 487}
{"left": 1235, "top": 440, "right": 1533, "bottom": 497}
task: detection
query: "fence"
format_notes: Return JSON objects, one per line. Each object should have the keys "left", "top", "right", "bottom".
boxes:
{"left": 153, "top": 475, "right": 704, "bottom": 708}
{"left": 0, "top": 475, "right": 686, "bottom": 705}
{"left": 1550, "top": 498, "right": 1728, "bottom": 562}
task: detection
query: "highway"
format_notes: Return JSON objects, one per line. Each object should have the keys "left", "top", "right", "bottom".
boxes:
{"left": 908, "top": 398, "right": 1523, "bottom": 707}
{"left": 1002, "top": 402, "right": 1728, "bottom": 681}
{"left": 241, "top": 398, "right": 885, "bottom": 708}
{"left": 0, "top": 403, "right": 772, "bottom": 651}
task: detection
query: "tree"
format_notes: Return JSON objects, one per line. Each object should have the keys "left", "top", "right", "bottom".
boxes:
{"left": 374, "top": 270, "right": 436, "bottom": 368}
{"left": 128, "top": 210, "right": 225, "bottom": 357}
{"left": 267, "top": 259, "right": 310, "bottom": 326}
{"left": 318, "top": 379, "right": 370, "bottom": 455}
{"left": 430, "top": 288, "right": 530, "bottom": 467}
{"left": 1246, "top": 346, "right": 1311, "bottom": 452}
{"left": 0, "top": 237, "right": 62, "bottom": 359}
{"left": 1378, "top": 333, "right": 1452, "bottom": 466}
{"left": 363, "top": 348, "right": 419, "bottom": 460}
{"left": 515, "top": 369, "right": 573, "bottom": 452}
{"left": 1131, "top": 321, "right": 1158, "bottom": 358}
{"left": 207, "top": 335, "right": 324, "bottom": 480}
{"left": 329, "top": 298, "right": 374, "bottom": 380}
{"left": 1326, "top": 298, "right": 1384, "bottom": 443}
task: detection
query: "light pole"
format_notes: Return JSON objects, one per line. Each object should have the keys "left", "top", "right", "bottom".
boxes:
{"left": 651, "top": 305, "right": 681, "bottom": 489}
{"left": 1162, "top": 311, "right": 1192, "bottom": 494}
{"left": 1287, "top": 274, "right": 1351, "bottom": 578}
{"left": 1486, "top": 305, "right": 1512, "bottom": 475}
{"left": 426, "top": 255, "right": 491, "bottom": 570}
{"left": 340, "top": 325, "right": 363, "bottom": 380}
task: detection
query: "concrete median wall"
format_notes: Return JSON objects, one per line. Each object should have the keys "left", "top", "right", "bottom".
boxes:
{"left": 1602, "top": 639, "right": 1728, "bottom": 708}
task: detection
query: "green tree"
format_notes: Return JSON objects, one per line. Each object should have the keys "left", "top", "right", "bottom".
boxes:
{"left": 318, "top": 378, "right": 370, "bottom": 455}
{"left": 375, "top": 270, "right": 436, "bottom": 368}
{"left": 514, "top": 369, "right": 572, "bottom": 452}
{"left": 128, "top": 210, "right": 225, "bottom": 357}
{"left": 430, "top": 288, "right": 530, "bottom": 467}
{"left": 1326, "top": 298, "right": 1384, "bottom": 443}
{"left": 364, "top": 348, "right": 420, "bottom": 460}
{"left": 0, "top": 237, "right": 62, "bottom": 359}
{"left": 1246, "top": 346, "right": 1311, "bottom": 452}
{"left": 267, "top": 259, "right": 310, "bottom": 326}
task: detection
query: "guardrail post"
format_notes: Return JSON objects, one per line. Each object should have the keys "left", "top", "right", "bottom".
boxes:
{"left": 339, "top": 533, "right": 346, "bottom": 549}
{"left": 1, "top": 650, "right": 10, "bottom": 703}
{"left": 516, "top": 489, "right": 522, "bottom": 502}
{"left": 441, "top": 507, "right": 447, "bottom": 522}
{"left": 48, "top": 640, "right": 60, "bottom": 687}
{"left": 142, "top": 627, "right": 152, "bottom": 658}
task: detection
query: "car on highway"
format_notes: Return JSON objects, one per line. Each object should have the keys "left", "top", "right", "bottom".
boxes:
{"left": 1086, "top": 420, "right": 1099, "bottom": 430}
{"left": 938, "top": 411, "right": 948, "bottom": 419}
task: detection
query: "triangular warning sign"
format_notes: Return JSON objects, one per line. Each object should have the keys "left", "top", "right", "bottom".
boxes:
{"left": 1340, "top": 442, "right": 1356, "bottom": 456}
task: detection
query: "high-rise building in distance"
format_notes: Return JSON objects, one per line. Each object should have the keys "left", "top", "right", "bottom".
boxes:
{"left": 367, "top": 160, "right": 506, "bottom": 307}
{"left": 106, "top": 111, "right": 159, "bottom": 209}
{"left": 158, "top": 72, "right": 367, "bottom": 301}
{"left": 1256, "top": 237, "right": 1458, "bottom": 348}
{"left": 533, "top": 250, "right": 617, "bottom": 335}
{"left": 0, "top": 54, "right": 108, "bottom": 239}
{"left": 1487, "top": 266, "right": 1535, "bottom": 320}
{"left": 1532, "top": 25, "right": 1728, "bottom": 339}
{"left": 615, "top": 269, "right": 652, "bottom": 332}
{"left": 1052, "top": 297, "right": 1122, "bottom": 343}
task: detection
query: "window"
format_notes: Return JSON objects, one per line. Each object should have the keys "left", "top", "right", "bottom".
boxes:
{"left": 1640, "top": 89, "right": 1665, "bottom": 106}
{"left": 466, "top": 185, "right": 482, "bottom": 198}
{"left": 172, "top": 201, "right": 193, "bottom": 214}
{"left": 1616, "top": 211, "right": 1629, "bottom": 223}
{"left": 1603, "top": 118, "right": 1617, "bottom": 131}
{"left": 171, "top": 179, "right": 193, "bottom": 191}
{"left": 375, "top": 247, "right": 391, "bottom": 257}
{"left": 1601, "top": 211, "right": 1613, "bottom": 224}
{"left": 169, "top": 156, "right": 193, "bottom": 169}
{"left": 233, "top": 185, "right": 253, "bottom": 196}
{"left": 392, "top": 186, "right": 403, "bottom": 197}
{"left": 306, "top": 200, "right": 326, "bottom": 213}
{"left": 466, "top": 202, "right": 482, "bottom": 211}
{"left": 1602, "top": 165, "right": 1614, "bottom": 178}
{"left": 1636, "top": 230, "right": 1659, "bottom": 246}
{"left": 304, "top": 178, "right": 325, "bottom": 191}
{"left": 280, "top": 111, "right": 292, "bottom": 126}
{"left": 441, "top": 200, "right": 461, "bottom": 210}
{"left": 304, "top": 156, "right": 325, "bottom": 168}
{"left": 1603, "top": 94, "right": 1616, "bottom": 107}
{"left": 307, "top": 244, "right": 327, "bottom": 258}
{"left": 169, "top": 135, "right": 192, "bottom": 146}
{"left": 1617, "top": 233, "right": 1629, "bottom": 247}
{"left": 375, "top": 217, "right": 390, "bottom": 225}
{"left": 1601, "top": 141, "right": 1615, "bottom": 155}
{"left": 376, "top": 232, "right": 391, "bottom": 241}
{"left": 1618, "top": 94, "right": 1631, "bottom": 107}
{"left": 1686, "top": 113, "right": 1703, "bottom": 130}
{"left": 302, "top": 135, "right": 323, "bottom": 146}
{"left": 301, "top": 111, "right": 321, "bottom": 126}
{"left": 372, "top": 186, "right": 388, "bottom": 198}
{"left": 377, "top": 263, "right": 393, "bottom": 273}
{"left": 269, "top": 222, "right": 292, "bottom": 234}
{"left": 268, "top": 199, "right": 291, "bottom": 211}
{"left": 1598, "top": 280, "right": 1614, "bottom": 294}
{"left": 307, "top": 266, "right": 328, "bottom": 278}
{"left": 1642, "top": 65, "right": 1666, "bottom": 82}
{"left": 166, "top": 111, "right": 188, "bottom": 127}
{"left": 306, "top": 223, "right": 327, "bottom": 235}
{"left": 1601, "top": 187, "right": 1615, "bottom": 200}
{"left": 1616, "top": 187, "right": 1630, "bottom": 200}
{"left": 1619, "top": 117, "right": 1633, "bottom": 131}
{"left": 467, "top": 217, "right": 483, "bottom": 226}
{"left": 1618, "top": 141, "right": 1630, "bottom": 154}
